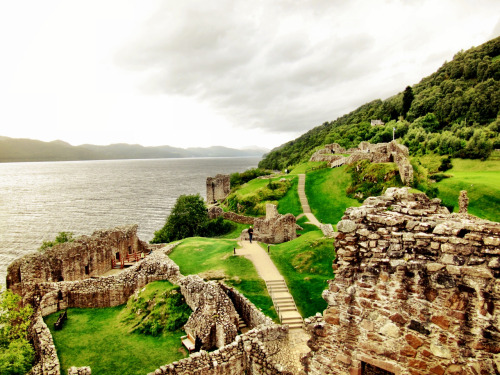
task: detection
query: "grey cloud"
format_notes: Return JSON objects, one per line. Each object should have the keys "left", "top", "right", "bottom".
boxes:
{"left": 117, "top": 0, "right": 500, "bottom": 135}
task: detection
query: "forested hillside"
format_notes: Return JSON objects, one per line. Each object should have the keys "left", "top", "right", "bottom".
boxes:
{"left": 259, "top": 36, "right": 500, "bottom": 170}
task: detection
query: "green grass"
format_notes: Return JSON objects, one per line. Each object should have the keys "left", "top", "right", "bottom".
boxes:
{"left": 305, "top": 166, "right": 360, "bottom": 224}
{"left": 267, "top": 231, "right": 334, "bottom": 318}
{"left": 214, "top": 221, "right": 251, "bottom": 239}
{"left": 435, "top": 158, "right": 500, "bottom": 222}
{"left": 289, "top": 162, "right": 326, "bottom": 175}
{"left": 277, "top": 176, "right": 302, "bottom": 216}
{"left": 44, "top": 282, "right": 188, "bottom": 375}
{"left": 169, "top": 237, "right": 278, "bottom": 321}
{"left": 296, "top": 216, "right": 321, "bottom": 235}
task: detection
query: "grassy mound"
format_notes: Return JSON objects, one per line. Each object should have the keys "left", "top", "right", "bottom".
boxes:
{"left": 121, "top": 282, "right": 191, "bottom": 336}
{"left": 44, "top": 281, "right": 188, "bottom": 375}
{"left": 169, "top": 237, "right": 278, "bottom": 321}
{"left": 267, "top": 231, "right": 335, "bottom": 318}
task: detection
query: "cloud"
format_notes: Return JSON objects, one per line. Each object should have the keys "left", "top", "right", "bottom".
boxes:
{"left": 117, "top": 0, "right": 500, "bottom": 136}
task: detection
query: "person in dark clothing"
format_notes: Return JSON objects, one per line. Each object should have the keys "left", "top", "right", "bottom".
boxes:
{"left": 248, "top": 226, "right": 254, "bottom": 243}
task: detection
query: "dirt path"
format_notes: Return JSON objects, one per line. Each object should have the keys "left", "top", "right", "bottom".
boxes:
{"left": 298, "top": 174, "right": 322, "bottom": 227}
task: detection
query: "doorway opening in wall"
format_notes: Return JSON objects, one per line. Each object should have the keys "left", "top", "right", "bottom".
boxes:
{"left": 115, "top": 252, "right": 120, "bottom": 260}
{"left": 362, "top": 362, "right": 395, "bottom": 375}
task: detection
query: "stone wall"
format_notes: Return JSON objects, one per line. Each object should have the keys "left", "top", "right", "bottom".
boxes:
{"left": 7, "top": 225, "right": 147, "bottom": 296}
{"left": 246, "top": 204, "right": 297, "bottom": 244}
{"left": 28, "top": 311, "right": 60, "bottom": 375}
{"left": 179, "top": 275, "right": 239, "bottom": 350}
{"left": 148, "top": 326, "right": 290, "bottom": 375}
{"left": 220, "top": 283, "right": 275, "bottom": 329}
{"left": 208, "top": 206, "right": 255, "bottom": 225}
{"left": 206, "top": 174, "right": 231, "bottom": 204}
{"left": 304, "top": 188, "right": 500, "bottom": 375}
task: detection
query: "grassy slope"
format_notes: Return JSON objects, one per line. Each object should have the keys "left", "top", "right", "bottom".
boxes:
{"left": 277, "top": 176, "right": 302, "bottom": 216}
{"left": 435, "top": 159, "right": 500, "bottom": 222}
{"left": 305, "top": 166, "right": 360, "bottom": 225}
{"left": 267, "top": 230, "right": 334, "bottom": 318}
{"left": 44, "top": 282, "right": 187, "bottom": 375}
{"left": 168, "top": 237, "right": 278, "bottom": 321}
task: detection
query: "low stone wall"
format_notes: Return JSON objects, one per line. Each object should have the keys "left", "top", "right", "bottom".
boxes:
{"left": 149, "top": 326, "right": 290, "bottom": 375}
{"left": 28, "top": 312, "right": 60, "bottom": 375}
{"left": 208, "top": 206, "right": 256, "bottom": 225}
{"left": 304, "top": 188, "right": 500, "bottom": 375}
{"left": 220, "top": 283, "right": 274, "bottom": 329}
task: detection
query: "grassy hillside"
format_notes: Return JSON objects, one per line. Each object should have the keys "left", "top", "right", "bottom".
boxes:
{"left": 435, "top": 159, "right": 500, "bottom": 222}
{"left": 259, "top": 36, "right": 500, "bottom": 170}
{"left": 305, "top": 166, "right": 360, "bottom": 225}
{"left": 266, "top": 231, "right": 334, "bottom": 318}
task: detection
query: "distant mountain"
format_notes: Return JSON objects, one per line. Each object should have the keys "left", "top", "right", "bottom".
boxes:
{"left": 0, "top": 136, "right": 268, "bottom": 163}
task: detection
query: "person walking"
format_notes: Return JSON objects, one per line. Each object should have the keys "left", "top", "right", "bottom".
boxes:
{"left": 248, "top": 226, "right": 254, "bottom": 243}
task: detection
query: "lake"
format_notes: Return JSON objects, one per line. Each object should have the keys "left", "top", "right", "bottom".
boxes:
{"left": 0, "top": 157, "right": 260, "bottom": 283}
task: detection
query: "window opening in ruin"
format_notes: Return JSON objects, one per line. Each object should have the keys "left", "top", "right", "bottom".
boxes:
{"left": 84, "top": 265, "right": 89, "bottom": 275}
{"left": 128, "top": 246, "right": 132, "bottom": 254}
{"left": 57, "top": 290, "right": 63, "bottom": 300}
{"left": 361, "top": 362, "right": 395, "bottom": 375}
{"left": 115, "top": 252, "right": 120, "bottom": 260}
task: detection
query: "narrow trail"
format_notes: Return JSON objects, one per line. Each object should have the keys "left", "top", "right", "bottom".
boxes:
{"left": 236, "top": 239, "right": 309, "bottom": 374}
{"left": 297, "top": 174, "right": 322, "bottom": 227}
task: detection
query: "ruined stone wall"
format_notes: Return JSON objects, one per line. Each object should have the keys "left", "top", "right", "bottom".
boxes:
{"left": 28, "top": 311, "right": 60, "bottom": 375}
{"left": 7, "top": 225, "right": 147, "bottom": 295}
{"left": 206, "top": 174, "right": 231, "bottom": 204}
{"left": 149, "top": 326, "right": 290, "bottom": 375}
{"left": 254, "top": 214, "right": 297, "bottom": 244}
{"left": 179, "top": 275, "right": 239, "bottom": 350}
{"left": 305, "top": 188, "right": 500, "bottom": 375}
{"left": 220, "top": 283, "right": 275, "bottom": 329}
{"left": 207, "top": 206, "right": 255, "bottom": 225}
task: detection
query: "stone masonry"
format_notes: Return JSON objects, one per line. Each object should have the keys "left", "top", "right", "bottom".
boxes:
{"left": 7, "top": 227, "right": 294, "bottom": 375}
{"left": 304, "top": 187, "right": 500, "bottom": 375}
{"left": 206, "top": 174, "right": 231, "bottom": 204}
{"left": 251, "top": 204, "right": 298, "bottom": 244}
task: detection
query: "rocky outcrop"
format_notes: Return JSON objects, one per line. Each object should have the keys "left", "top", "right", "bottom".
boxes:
{"left": 304, "top": 187, "right": 500, "bottom": 375}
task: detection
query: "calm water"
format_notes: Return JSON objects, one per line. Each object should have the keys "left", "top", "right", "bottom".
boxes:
{"left": 0, "top": 157, "right": 259, "bottom": 283}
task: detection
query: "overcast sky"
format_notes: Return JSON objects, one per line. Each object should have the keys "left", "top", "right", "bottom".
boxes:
{"left": 0, "top": 1, "right": 499, "bottom": 150}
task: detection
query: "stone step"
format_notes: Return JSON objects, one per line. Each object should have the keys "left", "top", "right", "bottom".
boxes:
{"left": 277, "top": 306, "right": 297, "bottom": 312}
{"left": 266, "top": 279, "right": 286, "bottom": 284}
{"left": 287, "top": 323, "right": 304, "bottom": 329}
{"left": 276, "top": 302, "right": 296, "bottom": 308}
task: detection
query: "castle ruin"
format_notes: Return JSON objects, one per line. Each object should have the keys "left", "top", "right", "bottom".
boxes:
{"left": 304, "top": 188, "right": 500, "bottom": 375}
{"left": 206, "top": 174, "right": 231, "bottom": 204}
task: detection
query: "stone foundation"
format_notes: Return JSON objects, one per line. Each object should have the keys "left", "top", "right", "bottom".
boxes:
{"left": 208, "top": 206, "right": 256, "bottom": 225}
{"left": 304, "top": 188, "right": 500, "bottom": 375}
{"left": 251, "top": 204, "right": 298, "bottom": 244}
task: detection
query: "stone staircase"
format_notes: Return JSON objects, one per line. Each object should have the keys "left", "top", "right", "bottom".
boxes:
{"left": 329, "top": 156, "right": 347, "bottom": 168}
{"left": 298, "top": 174, "right": 311, "bottom": 214}
{"left": 237, "top": 314, "right": 249, "bottom": 334}
{"left": 266, "top": 279, "right": 303, "bottom": 329}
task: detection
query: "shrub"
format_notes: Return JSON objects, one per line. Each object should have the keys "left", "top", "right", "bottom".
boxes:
{"left": 39, "top": 231, "right": 74, "bottom": 251}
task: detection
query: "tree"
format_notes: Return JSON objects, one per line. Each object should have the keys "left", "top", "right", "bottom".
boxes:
{"left": 151, "top": 194, "right": 208, "bottom": 243}
{"left": 402, "top": 86, "right": 414, "bottom": 119}
{"left": 0, "top": 289, "right": 34, "bottom": 375}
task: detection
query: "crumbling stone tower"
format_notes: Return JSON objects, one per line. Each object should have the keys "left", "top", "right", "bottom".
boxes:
{"left": 304, "top": 188, "right": 500, "bottom": 375}
{"left": 206, "top": 174, "right": 230, "bottom": 204}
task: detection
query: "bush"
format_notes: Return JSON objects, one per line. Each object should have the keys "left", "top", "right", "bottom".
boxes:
{"left": 438, "top": 156, "right": 453, "bottom": 172}
{"left": 39, "top": 231, "right": 74, "bottom": 251}
{"left": 0, "top": 289, "right": 34, "bottom": 375}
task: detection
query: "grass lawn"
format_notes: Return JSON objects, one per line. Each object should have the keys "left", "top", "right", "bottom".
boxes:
{"left": 267, "top": 231, "right": 335, "bottom": 318}
{"left": 44, "top": 282, "right": 188, "bottom": 375}
{"left": 169, "top": 237, "right": 278, "bottom": 321}
{"left": 214, "top": 221, "right": 251, "bottom": 239}
{"left": 277, "top": 176, "right": 302, "bottom": 216}
{"left": 305, "top": 166, "right": 360, "bottom": 225}
{"left": 289, "top": 162, "right": 326, "bottom": 175}
{"left": 435, "top": 158, "right": 500, "bottom": 222}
